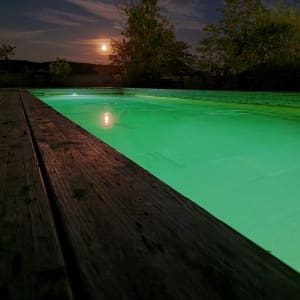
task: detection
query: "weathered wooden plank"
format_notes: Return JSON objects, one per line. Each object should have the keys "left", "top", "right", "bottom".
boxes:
{"left": 0, "top": 90, "right": 73, "bottom": 300}
{"left": 22, "top": 90, "right": 300, "bottom": 300}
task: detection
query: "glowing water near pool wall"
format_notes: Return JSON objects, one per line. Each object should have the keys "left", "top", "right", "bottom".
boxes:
{"left": 124, "top": 88, "right": 300, "bottom": 107}
{"left": 31, "top": 88, "right": 300, "bottom": 273}
{"left": 30, "top": 88, "right": 123, "bottom": 97}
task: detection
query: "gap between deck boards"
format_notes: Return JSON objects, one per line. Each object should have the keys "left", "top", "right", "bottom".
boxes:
{"left": 19, "top": 90, "right": 88, "bottom": 300}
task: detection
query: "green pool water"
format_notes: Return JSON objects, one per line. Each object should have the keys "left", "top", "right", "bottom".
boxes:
{"left": 34, "top": 90, "right": 300, "bottom": 272}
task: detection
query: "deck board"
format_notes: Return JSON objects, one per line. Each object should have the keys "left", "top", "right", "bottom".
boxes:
{"left": 21, "top": 90, "right": 300, "bottom": 300}
{"left": 0, "top": 90, "right": 73, "bottom": 300}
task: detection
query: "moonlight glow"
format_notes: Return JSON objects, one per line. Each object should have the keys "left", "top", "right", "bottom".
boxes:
{"left": 101, "top": 44, "right": 107, "bottom": 52}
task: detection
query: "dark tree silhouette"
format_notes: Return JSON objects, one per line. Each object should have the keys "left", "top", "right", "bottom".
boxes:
{"left": 0, "top": 43, "right": 16, "bottom": 60}
{"left": 110, "top": 0, "right": 191, "bottom": 85}
{"left": 197, "top": 0, "right": 300, "bottom": 75}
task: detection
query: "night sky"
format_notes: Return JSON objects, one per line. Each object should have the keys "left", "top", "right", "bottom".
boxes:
{"left": 1, "top": 0, "right": 298, "bottom": 64}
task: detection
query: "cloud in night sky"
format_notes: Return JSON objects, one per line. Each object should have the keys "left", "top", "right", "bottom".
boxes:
{"left": 160, "top": 0, "right": 206, "bottom": 20}
{"left": 0, "top": 29, "right": 48, "bottom": 40}
{"left": 31, "top": 9, "right": 98, "bottom": 27}
{"left": 65, "top": 0, "right": 122, "bottom": 22}
{"left": 160, "top": 0, "right": 207, "bottom": 31}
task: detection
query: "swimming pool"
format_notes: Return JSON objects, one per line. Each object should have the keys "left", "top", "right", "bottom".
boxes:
{"left": 32, "top": 89, "right": 300, "bottom": 272}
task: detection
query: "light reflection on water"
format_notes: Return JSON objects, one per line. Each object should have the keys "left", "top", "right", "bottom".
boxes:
{"left": 100, "top": 111, "right": 114, "bottom": 128}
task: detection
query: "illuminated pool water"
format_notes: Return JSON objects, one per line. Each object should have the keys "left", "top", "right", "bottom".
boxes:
{"left": 34, "top": 90, "right": 300, "bottom": 272}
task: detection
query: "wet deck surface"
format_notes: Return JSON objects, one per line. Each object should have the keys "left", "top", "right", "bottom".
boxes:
{"left": 1, "top": 88, "right": 300, "bottom": 300}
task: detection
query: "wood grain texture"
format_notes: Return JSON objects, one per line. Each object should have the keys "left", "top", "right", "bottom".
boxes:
{"left": 22, "top": 90, "right": 300, "bottom": 300}
{"left": 0, "top": 90, "right": 73, "bottom": 300}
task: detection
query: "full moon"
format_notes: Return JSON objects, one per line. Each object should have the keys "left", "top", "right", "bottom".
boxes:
{"left": 101, "top": 44, "right": 107, "bottom": 52}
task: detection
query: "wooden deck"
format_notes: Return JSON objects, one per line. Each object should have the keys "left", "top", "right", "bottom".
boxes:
{"left": 1, "top": 88, "right": 300, "bottom": 300}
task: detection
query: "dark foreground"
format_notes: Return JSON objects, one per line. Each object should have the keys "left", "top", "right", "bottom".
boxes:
{"left": 1, "top": 89, "right": 300, "bottom": 300}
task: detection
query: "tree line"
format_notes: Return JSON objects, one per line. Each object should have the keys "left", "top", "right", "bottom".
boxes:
{"left": 2, "top": 0, "right": 300, "bottom": 88}
{"left": 110, "top": 0, "right": 300, "bottom": 86}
